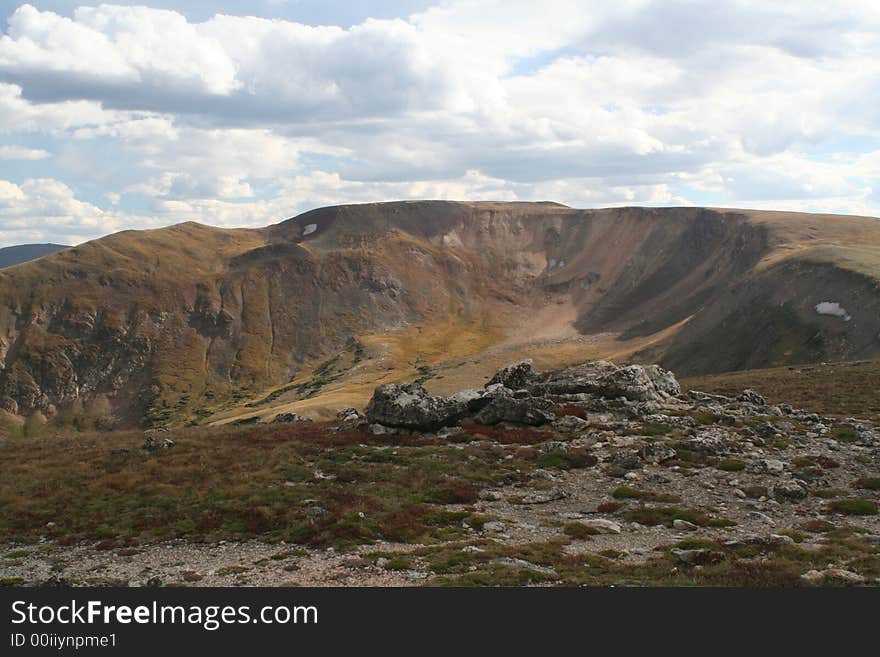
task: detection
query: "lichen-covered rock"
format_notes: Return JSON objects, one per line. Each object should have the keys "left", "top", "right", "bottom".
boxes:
{"left": 552, "top": 415, "right": 590, "bottom": 433}
{"left": 531, "top": 360, "right": 681, "bottom": 401}
{"left": 473, "top": 386, "right": 556, "bottom": 426}
{"left": 639, "top": 442, "right": 677, "bottom": 464}
{"left": 335, "top": 407, "right": 367, "bottom": 431}
{"left": 770, "top": 480, "right": 808, "bottom": 501}
{"left": 485, "top": 359, "right": 537, "bottom": 390}
{"left": 364, "top": 382, "right": 474, "bottom": 430}
{"left": 681, "top": 429, "right": 730, "bottom": 455}
{"left": 737, "top": 389, "right": 766, "bottom": 405}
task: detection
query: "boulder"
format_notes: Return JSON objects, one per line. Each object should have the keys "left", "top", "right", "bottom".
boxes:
{"left": 485, "top": 359, "right": 537, "bottom": 390}
{"left": 737, "top": 389, "right": 766, "bottom": 405}
{"left": 473, "top": 386, "right": 555, "bottom": 426}
{"left": 581, "top": 519, "right": 622, "bottom": 534}
{"left": 336, "top": 407, "right": 362, "bottom": 421}
{"left": 770, "top": 480, "right": 808, "bottom": 501}
{"left": 534, "top": 361, "right": 681, "bottom": 401}
{"left": 335, "top": 407, "right": 367, "bottom": 431}
{"left": 639, "top": 442, "right": 677, "bottom": 464}
{"left": 801, "top": 568, "right": 865, "bottom": 585}
{"left": 364, "top": 382, "right": 474, "bottom": 430}
{"left": 552, "top": 415, "right": 590, "bottom": 433}
{"left": 681, "top": 429, "right": 729, "bottom": 455}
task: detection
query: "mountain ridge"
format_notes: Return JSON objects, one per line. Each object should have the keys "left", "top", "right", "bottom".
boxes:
{"left": 0, "top": 243, "right": 70, "bottom": 269}
{"left": 1, "top": 201, "right": 879, "bottom": 429}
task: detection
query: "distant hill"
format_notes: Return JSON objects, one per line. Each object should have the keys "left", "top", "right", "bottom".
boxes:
{"left": 0, "top": 243, "right": 69, "bottom": 269}
{"left": 1, "top": 202, "right": 879, "bottom": 428}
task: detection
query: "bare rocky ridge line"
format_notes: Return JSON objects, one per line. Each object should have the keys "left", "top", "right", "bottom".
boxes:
{"left": 2, "top": 358, "right": 877, "bottom": 587}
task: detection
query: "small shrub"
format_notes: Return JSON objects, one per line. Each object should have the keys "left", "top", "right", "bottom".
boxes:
{"left": 611, "top": 486, "right": 681, "bottom": 503}
{"left": 813, "top": 488, "right": 847, "bottom": 499}
{"left": 743, "top": 485, "right": 768, "bottom": 499}
{"left": 596, "top": 501, "right": 623, "bottom": 513}
{"left": 828, "top": 499, "right": 878, "bottom": 516}
{"left": 831, "top": 428, "right": 859, "bottom": 443}
{"left": 421, "top": 481, "right": 480, "bottom": 505}
{"left": 799, "top": 519, "right": 836, "bottom": 533}
{"left": 853, "top": 477, "right": 880, "bottom": 490}
{"left": 563, "top": 522, "right": 600, "bottom": 539}
{"left": 623, "top": 507, "right": 708, "bottom": 527}
{"left": 384, "top": 556, "right": 414, "bottom": 571}
{"left": 716, "top": 458, "right": 747, "bottom": 472}
{"left": 815, "top": 456, "right": 840, "bottom": 469}
{"left": 536, "top": 448, "right": 598, "bottom": 470}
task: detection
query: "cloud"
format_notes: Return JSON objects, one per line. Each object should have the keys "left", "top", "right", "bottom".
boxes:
{"left": 0, "top": 177, "right": 160, "bottom": 245}
{"left": 0, "top": 144, "right": 48, "bottom": 159}
{"left": 0, "top": 1, "right": 879, "bottom": 246}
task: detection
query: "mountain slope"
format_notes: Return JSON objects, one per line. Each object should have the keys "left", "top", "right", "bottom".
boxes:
{"left": 1, "top": 202, "right": 879, "bottom": 428}
{"left": 0, "top": 243, "right": 69, "bottom": 269}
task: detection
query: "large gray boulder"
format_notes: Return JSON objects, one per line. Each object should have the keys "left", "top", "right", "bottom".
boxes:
{"left": 365, "top": 382, "right": 482, "bottom": 430}
{"left": 473, "top": 385, "right": 556, "bottom": 426}
{"left": 532, "top": 360, "right": 680, "bottom": 401}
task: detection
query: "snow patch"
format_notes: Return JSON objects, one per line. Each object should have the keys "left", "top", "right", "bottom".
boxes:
{"left": 303, "top": 223, "right": 317, "bottom": 236}
{"left": 814, "top": 301, "right": 851, "bottom": 321}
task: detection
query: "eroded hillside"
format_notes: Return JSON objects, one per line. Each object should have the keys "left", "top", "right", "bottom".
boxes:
{"left": 1, "top": 201, "right": 879, "bottom": 428}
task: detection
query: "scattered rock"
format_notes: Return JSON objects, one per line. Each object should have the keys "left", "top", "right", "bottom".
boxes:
{"left": 672, "top": 519, "right": 699, "bottom": 531}
{"left": 581, "top": 519, "right": 622, "bottom": 534}
{"left": 748, "top": 458, "right": 786, "bottom": 475}
{"left": 514, "top": 490, "right": 566, "bottom": 505}
{"left": 490, "top": 557, "right": 558, "bottom": 577}
{"left": 770, "top": 480, "right": 807, "bottom": 501}
{"left": 737, "top": 389, "right": 766, "bottom": 405}
{"left": 272, "top": 413, "right": 313, "bottom": 424}
{"left": 639, "top": 443, "right": 677, "bottom": 464}
{"left": 801, "top": 568, "right": 865, "bottom": 585}
{"left": 553, "top": 415, "right": 590, "bottom": 433}
{"left": 143, "top": 435, "right": 174, "bottom": 452}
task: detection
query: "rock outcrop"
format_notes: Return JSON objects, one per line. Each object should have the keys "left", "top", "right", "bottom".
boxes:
{"left": 364, "top": 359, "right": 681, "bottom": 431}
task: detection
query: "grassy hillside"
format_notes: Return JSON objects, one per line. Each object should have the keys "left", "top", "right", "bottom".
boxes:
{"left": 0, "top": 202, "right": 879, "bottom": 428}
{"left": 683, "top": 359, "right": 880, "bottom": 422}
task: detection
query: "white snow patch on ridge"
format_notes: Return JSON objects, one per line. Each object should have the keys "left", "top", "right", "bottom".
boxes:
{"left": 303, "top": 223, "right": 317, "bottom": 236}
{"left": 814, "top": 301, "right": 851, "bottom": 321}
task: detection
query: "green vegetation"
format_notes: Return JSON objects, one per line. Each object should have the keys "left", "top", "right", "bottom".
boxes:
{"left": 854, "top": 477, "right": 880, "bottom": 491}
{"left": 627, "top": 422, "right": 673, "bottom": 436}
{"left": 623, "top": 506, "right": 736, "bottom": 528}
{"left": 0, "top": 423, "right": 538, "bottom": 548}
{"left": 563, "top": 523, "right": 600, "bottom": 539}
{"left": 535, "top": 448, "right": 598, "bottom": 470}
{"left": 828, "top": 499, "right": 878, "bottom": 516}
{"left": 611, "top": 486, "right": 682, "bottom": 503}
{"left": 831, "top": 428, "right": 860, "bottom": 443}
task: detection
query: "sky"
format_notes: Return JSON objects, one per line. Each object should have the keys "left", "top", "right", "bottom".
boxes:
{"left": 0, "top": 1, "right": 879, "bottom": 246}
